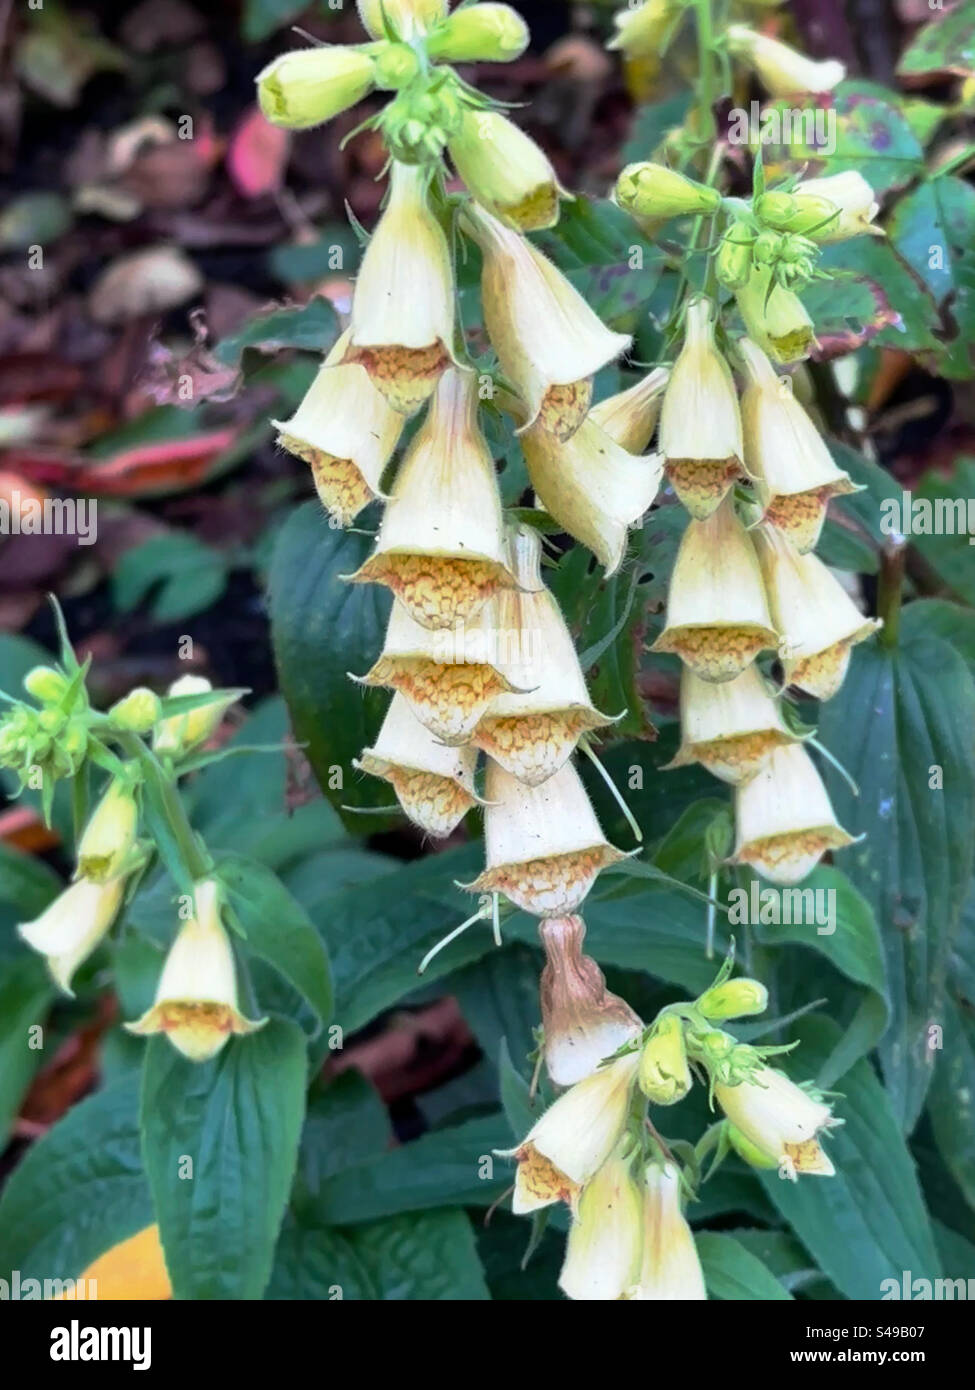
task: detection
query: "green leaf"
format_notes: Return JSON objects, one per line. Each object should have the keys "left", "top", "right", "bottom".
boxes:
{"left": 898, "top": 4, "right": 975, "bottom": 82}
{"left": 0, "top": 955, "right": 55, "bottom": 1142}
{"left": 0, "top": 839, "right": 62, "bottom": 916}
{"left": 818, "top": 236, "right": 942, "bottom": 357}
{"left": 348, "top": 1210, "right": 491, "bottom": 1300}
{"left": 268, "top": 226, "right": 362, "bottom": 284}
{"left": 112, "top": 533, "right": 229, "bottom": 622}
{"left": 216, "top": 854, "right": 334, "bottom": 1030}
{"left": 269, "top": 501, "right": 394, "bottom": 830}
{"left": 927, "top": 990, "right": 975, "bottom": 1213}
{"left": 0, "top": 1074, "right": 151, "bottom": 1284}
{"left": 819, "top": 633, "right": 975, "bottom": 1127}
{"left": 902, "top": 599, "right": 975, "bottom": 677}
{"left": 216, "top": 298, "right": 339, "bottom": 366}
{"left": 758, "top": 1016, "right": 940, "bottom": 1301}
{"left": 695, "top": 1232, "right": 793, "bottom": 1300}
{"left": 452, "top": 944, "right": 542, "bottom": 1080}
{"left": 909, "top": 457, "right": 975, "bottom": 601}
{"left": 267, "top": 1221, "right": 375, "bottom": 1300}
{"left": 140, "top": 1020, "right": 307, "bottom": 1299}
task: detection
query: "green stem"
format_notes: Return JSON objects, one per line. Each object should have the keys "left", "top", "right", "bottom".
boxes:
{"left": 694, "top": 0, "right": 716, "bottom": 154}
{"left": 878, "top": 537, "right": 907, "bottom": 649}
{"left": 114, "top": 731, "right": 212, "bottom": 883}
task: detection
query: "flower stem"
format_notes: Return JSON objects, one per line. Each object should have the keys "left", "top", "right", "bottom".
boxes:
{"left": 878, "top": 535, "right": 907, "bottom": 649}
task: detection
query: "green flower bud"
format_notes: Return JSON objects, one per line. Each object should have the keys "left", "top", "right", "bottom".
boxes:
{"left": 426, "top": 4, "right": 529, "bottom": 64}
{"left": 735, "top": 263, "right": 814, "bottom": 364}
{"left": 111, "top": 687, "right": 163, "bottom": 735}
{"left": 23, "top": 666, "right": 68, "bottom": 704}
{"left": 616, "top": 162, "right": 722, "bottom": 221}
{"left": 153, "top": 676, "right": 237, "bottom": 758}
{"left": 77, "top": 779, "right": 139, "bottom": 883}
{"left": 638, "top": 1014, "right": 692, "bottom": 1105}
{"left": 256, "top": 47, "right": 377, "bottom": 131}
{"left": 726, "top": 1123, "right": 779, "bottom": 1170}
{"left": 358, "top": 0, "right": 446, "bottom": 40}
{"left": 698, "top": 978, "right": 768, "bottom": 1021}
{"left": 373, "top": 41, "right": 421, "bottom": 89}
{"left": 715, "top": 228, "right": 754, "bottom": 290}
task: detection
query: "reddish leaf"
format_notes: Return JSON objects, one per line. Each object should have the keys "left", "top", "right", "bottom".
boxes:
{"left": 5, "top": 427, "right": 238, "bottom": 497}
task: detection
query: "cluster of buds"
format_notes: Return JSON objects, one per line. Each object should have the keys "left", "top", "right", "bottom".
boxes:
{"left": 500, "top": 926, "right": 839, "bottom": 1297}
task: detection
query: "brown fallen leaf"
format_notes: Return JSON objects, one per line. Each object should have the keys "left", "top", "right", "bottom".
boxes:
{"left": 88, "top": 245, "right": 203, "bottom": 325}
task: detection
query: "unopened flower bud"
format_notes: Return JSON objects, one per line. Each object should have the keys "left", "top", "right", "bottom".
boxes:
{"left": 358, "top": 0, "right": 445, "bottom": 39}
{"left": 759, "top": 172, "right": 881, "bottom": 244}
{"left": 616, "top": 162, "right": 721, "bottom": 221}
{"left": 448, "top": 108, "right": 565, "bottom": 232}
{"left": 608, "top": 0, "right": 683, "bottom": 59}
{"left": 77, "top": 779, "right": 139, "bottom": 883}
{"left": 24, "top": 666, "right": 68, "bottom": 703}
{"left": 110, "top": 687, "right": 162, "bottom": 735}
{"left": 735, "top": 263, "right": 815, "bottom": 364}
{"left": 539, "top": 915, "right": 642, "bottom": 1086}
{"left": 715, "top": 226, "right": 754, "bottom": 290}
{"left": 372, "top": 41, "right": 421, "bottom": 89}
{"left": 698, "top": 977, "right": 768, "bottom": 1021}
{"left": 153, "top": 676, "right": 238, "bottom": 757}
{"left": 427, "top": 4, "right": 529, "bottom": 63}
{"left": 638, "top": 1013, "right": 691, "bottom": 1105}
{"left": 256, "top": 47, "right": 377, "bottom": 130}
{"left": 727, "top": 24, "right": 845, "bottom": 98}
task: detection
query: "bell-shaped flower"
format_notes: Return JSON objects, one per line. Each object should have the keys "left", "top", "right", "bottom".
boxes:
{"left": 448, "top": 108, "right": 565, "bottom": 231}
{"left": 274, "top": 328, "right": 403, "bottom": 527}
{"left": 739, "top": 338, "right": 858, "bottom": 552}
{"left": 348, "top": 368, "right": 516, "bottom": 628}
{"left": 627, "top": 1163, "right": 707, "bottom": 1300}
{"left": 589, "top": 366, "right": 669, "bottom": 453}
{"left": 666, "top": 664, "right": 798, "bottom": 784}
{"left": 427, "top": 4, "right": 530, "bottom": 64}
{"left": 76, "top": 779, "right": 138, "bottom": 883}
{"left": 465, "top": 202, "right": 631, "bottom": 440}
{"left": 659, "top": 298, "right": 744, "bottom": 519}
{"left": 715, "top": 1065, "right": 840, "bottom": 1180}
{"left": 355, "top": 599, "right": 520, "bottom": 744}
{"left": 756, "top": 172, "right": 881, "bottom": 244}
{"left": 355, "top": 692, "right": 480, "bottom": 838}
{"left": 522, "top": 414, "right": 662, "bottom": 574}
{"left": 559, "top": 1146, "right": 645, "bottom": 1301}
{"left": 539, "top": 915, "right": 642, "bottom": 1087}
{"left": 153, "top": 676, "right": 238, "bottom": 757}
{"left": 727, "top": 25, "right": 845, "bottom": 98}
{"left": 126, "top": 880, "right": 266, "bottom": 1063}
{"left": 472, "top": 526, "right": 615, "bottom": 784}
{"left": 733, "top": 742, "right": 855, "bottom": 885}
{"left": 754, "top": 524, "right": 882, "bottom": 700}
{"left": 652, "top": 497, "right": 778, "bottom": 682}
{"left": 19, "top": 875, "right": 126, "bottom": 995}
{"left": 498, "top": 1051, "right": 640, "bottom": 1211}
{"left": 465, "top": 757, "right": 629, "bottom": 917}
{"left": 736, "top": 263, "right": 815, "bottom": 365}
{"left": 257, "top": 46, "right": 376, "bottom": 130}
{"left": 342, "top": 160, "right": 458, "bottom": 414}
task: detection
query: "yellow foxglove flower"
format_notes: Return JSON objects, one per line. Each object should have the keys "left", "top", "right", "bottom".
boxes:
{"left": 666, "top": 665, "right": 798, "bottom": 784}
{"left": 19, "top": 875, "right": 126, "bottom": 995}
{"left": 727, "top": 25, "right": 845, "bottom": 97}
{"left": 627, "top": 1163, "right": 707, "bottom": 1300}
{"left": 356, "top": 599, "right": 520, "bottom": 744}
{"left": 355, "top": 692, "right": 480, "bottom": 838}
{"left": 274, "top": 328, "right": 403, "bottom": 527}
{"left": 256, "top": 47, "right": 377, "bottom": 130}
{"left": 659, "top": 298, "right": 744, "bottom": 519}
{"left": 589, "top": 367, "right": 670, "bottom": 453}
{"left": 76, "top": 779, "right": 138, "bottom": 883}
{"left": 472, "top": 526, "right": 615, "bottom": 784}
{"left": 348, "top": 368, "right": 515, "bottom": 628}
{"left": 426, "top": 3, "right": 530, "bottom": 63}
{"left": 126, "top": 880, "right": 266, "bottom": 1063}
{"left": 448, "top": 108, "right": 564, "bottom": 232}
{"left": 754, "top": 525, "right": 881, "bottom": 699}
{"left": 153, "top": 676, "right": 238, "bottom": 757}
{"left": 735, "top": 263, "right": 815, "bottom": 365}
{"left": 559, "top": 1147, "right": 644, "bottom": 1301}
{"left": 615, "top": 162, "right": 722, "bottom": 222}
{"left": 522, "top": 415, "right": 662, "bottom": 575}
{"left": 608, "top": 0, "right": 683, "bottom": 59}
{"left": 465, "top": 203, "right": 631, "bottom": 440}
{"left": 757, "top": 171, "right": 881, "bottom": 243}
{"left": 499, "top": 1051, "right": 640, "bottom": 1210}
{"left": 733, "top": 742, "right": 855, "bottom": 885}
{"left": 342, "top": 161, "right": 458, "bottom": 414}
{"left": 638, "top": 1013, "right": 691, "bottom": 1105}
{"left": 715, "top": 1066, "right": 840, "bottom": 1179}
{"left": 358, "top": 0, "right": 445, "bottom": 39}
{"left": 698, "top": 977, "right": 768, "bottom": 1021}
{"left": 652, "top": 498, "right": 778, "bottom": 682}
{"left": 739, "top": 338, "right": 858, "bottom": 552}
{"left": 539, "top": 914, "right": 642, "bottom": 1087}
{"left": 466, "top": 758, "right": 628, "bottom": 917}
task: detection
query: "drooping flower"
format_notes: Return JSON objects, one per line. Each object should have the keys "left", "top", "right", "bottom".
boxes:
{"left": 539, "top": 915, "right": 642, "bottom": 1087}
{"left": 465, "top": 202, "right": 631, "bottom": 440}
{"left": 626, "top": 1163, "right": 707, "bottom": 1300}
{"left": 739, "top": 338, "right": 858, "bottom": 552}
{"left": 341, "top": 160, "right": 458, "bottom": 414}
{"left": 348, "top": 368, "right": 516, "bottom": 628}
{"left": 588, "top": 367, "right": 670, "bottom": 453}
{"left": 448, "top": 108, "right": 565, "bottom": 232}
{"left": 355, "top": 692, "right": 480, "bottom": 838}
{"left": 733, "top": 742, "right": 855, "bottom": 885}
{"left": 735, "top": 263, "right": 815, "bottom": 365}
{"left": 652, "top": 497, "right": 778, "bottom": 682}
{"left": 256, "top": 47, "right": 377, "bottom": 129}
{"left": 76, "top": 779, "right": 138, "bottom": 883}
{"left": 559, "top": 1146, "right": 645, "bottom": 1301}
{"left": 715, "top": 1065, "right": 840, "bottom": 1179}
{"left": 522, "top": 415, "right": 662, "bottom": 574}
{"left": 19, "top": 875, "right": 126, "bottom": 995}
{"left": 659, "top": 297, "right": 744, "bottom": 519}
{"left": 126, "top": 879, "right": 266, "bottom": 1063}
{"left": 498, "top": 1051, "right": 640, "bottom": 1211}
{"left": 665, "top": 664, "right": 799, "bottom": 784}
{"left": 465, "top": 758, "right": 629, "bottom": 917}
{"left": 472, "top": 526, "right": 615, "bottom": 785}
{"left": 753, "top": 524, "right": 882, "bottom": 700}
{"left": 355, "top": 599, "right": 520, "bottom": 744}
{"left": 756, "top": 171, "right": 881, "bottom": 244}
{"left": 726, "top": 25, "right": 845, "bottom": 98}
{"left": 274, "top": 328, "right": 403, "bottom": 527}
